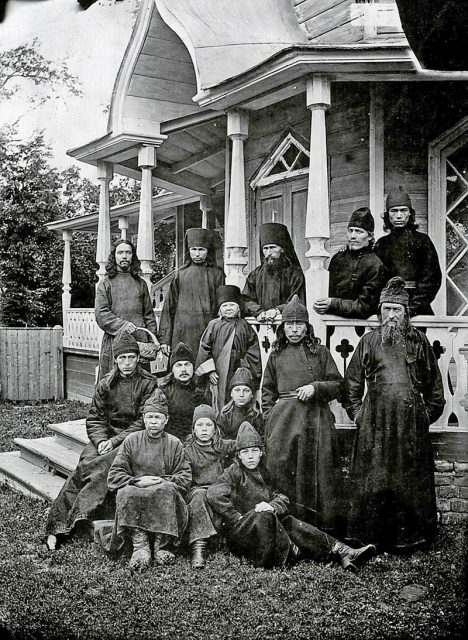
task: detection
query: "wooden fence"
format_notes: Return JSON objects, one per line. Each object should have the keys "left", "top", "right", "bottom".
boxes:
{"left": 0, "top": 326, "right": 64, "bottom": 401}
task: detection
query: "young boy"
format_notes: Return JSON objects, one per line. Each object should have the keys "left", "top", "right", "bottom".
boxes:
{"left": 195, "top": 285, "right": 262, "bottom": 416}
{"left": 184, "top": 404, "right": 235, "bottom": 569}
{"left": 218, "top": 367, "right": 263, "bottom": 439}
{"left": 96, "top": 391, "right": 191, "bottom": 571}
{"left": 207, "top": 422, "right": 376, "bottom": 570}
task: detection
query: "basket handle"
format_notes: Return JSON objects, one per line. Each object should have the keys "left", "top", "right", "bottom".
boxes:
{"left": 136, "top": 327, "right": 160, "bottom": 346}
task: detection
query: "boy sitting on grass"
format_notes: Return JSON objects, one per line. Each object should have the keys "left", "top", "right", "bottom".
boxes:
{"left": 207, "top": 421, "right": 376, "bottom": 571}
{"left": 96, "top": 391, "right": 191, "bottom": 571}
{"left": 218, "top": 367, "right": 263, "bottom": 439}
{"left": 184, "top": 404, "right": 235, "bottom": 569}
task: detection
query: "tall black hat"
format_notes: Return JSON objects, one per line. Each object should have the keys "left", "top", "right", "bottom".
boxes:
{"left": 217, "top": 285, "right": 241, "bottom": 307}
{"left": 258, "top": 222, "right": 301, "bottom": 269}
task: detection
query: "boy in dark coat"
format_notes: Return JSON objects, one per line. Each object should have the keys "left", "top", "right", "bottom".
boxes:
{"left": 183, "top": 404, "right": 235, "bottom": 569}
{"left": 218, "top": 367, "right": 263, "bottom": 439}
{"left": 207, "top": 422, "right": 376, "bottom": 570}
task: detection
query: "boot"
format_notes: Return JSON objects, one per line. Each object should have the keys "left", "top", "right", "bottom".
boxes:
{"left": 153, "top": 533, "right": 176, "bottom": 566}
{"left": 129, "top": 529, "right": 152, "bottom": 571}
{"left": 191, "top": 540, "right": 207, "bottom": 569}
{"left": 332, "top": 541, "right": 376, "bottom": 572}
{"left": 287, "top": 542, "right": 302, "bottom": 566}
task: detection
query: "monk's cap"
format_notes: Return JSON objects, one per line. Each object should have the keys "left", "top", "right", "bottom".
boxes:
{"left": 229, "top": 367, "right": 255, "bottom": 392}
{"left": 259, "top": 222, "right": 289, "bottom": 249}
{"left": 192, "top": 404, "right": 217, "bottom": 426}
{"left": 348, "top": 207, "right": 374, "bottom": 233}
{"left": 143, "top": 390, "right": 168, "bottom": 416}
{"left": 170, "top": 342, "right": 195, "bottom": 368}
{"left": 113, "top": 332, "right": 139, "bottom": 358}
{"left": 217, "top": 285, "right": 241, "bottom": 307}
{"left": 186, "top": 227, "right": 215, "bottom": 249}
{"left": 236, "top": 421, "right": 262, "bottom": 451}
{"left": 379, "top": 276, "right": 409, "bottom": 308}
{"left": 281, "top": 294, "right": 309, "bottom": 323}
{"left": 386, "top": 187, "right": 412, "bottom": 210}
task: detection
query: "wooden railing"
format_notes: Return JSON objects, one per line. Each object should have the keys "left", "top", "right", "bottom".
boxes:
{"left": 64, "top": 309, "right": 103, "bottom": 353}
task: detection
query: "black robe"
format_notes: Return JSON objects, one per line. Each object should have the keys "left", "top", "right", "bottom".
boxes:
{"left": 218, "top": 400, "right": 264, "bottom": 440}
{"left": 344, "top": 327, "right": 445, "bottom": 549}
{"left": 157, "top": 375, "right": 208, "bottom": 442}
{"left": 242, "top": 261, "right": 305, "bottom": 317}
{"left": 374, "top": 229, "right": 442, "bottom": 316}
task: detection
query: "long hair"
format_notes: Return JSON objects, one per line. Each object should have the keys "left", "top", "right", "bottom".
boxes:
{"left": 272, "top": 322, "right": 320, "bottom": 354}
{"left": 105, "top": 239, "right": 141, "bottom": 279}
{"left": 382, "top": 209, "right": 419, "bottom": 232}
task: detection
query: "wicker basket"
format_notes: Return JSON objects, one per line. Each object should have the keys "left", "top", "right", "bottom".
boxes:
{"left": 136, "top": 327, "right": 160, "bottom": 362}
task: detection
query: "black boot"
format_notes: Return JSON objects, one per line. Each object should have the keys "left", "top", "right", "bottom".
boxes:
{"left": 191, "top": 540, "right": 207, "bottom": 569}
{"left": 332, "top": 541, "right": 376, "bottom": 571}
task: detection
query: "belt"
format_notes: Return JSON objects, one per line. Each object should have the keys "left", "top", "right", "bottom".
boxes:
{"left": 278, "top": 391, "right": 298, "bottom": 399}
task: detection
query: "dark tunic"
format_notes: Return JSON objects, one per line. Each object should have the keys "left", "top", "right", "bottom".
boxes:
{"left": 262, "top": 343, "right": 343, "bottom": 530}
{"left": 374, "top": 229, "right": 442, "bottom": 315}
{"left": 328, "top": 246, "right": 387, "bottom": 318}
{"left": 158, "top": 375, "right": 208, "bottom": 442}
{"left": 158, "top": 263, "right": 225, "bottom": 356}
{"left": 45, "top": 367, "right": 158, "bottom": 537}
{"left": 207, "top": 462, "right": 334, "bottom": 568}
{"left": 184, "top": 434, "right": 235, "bottom": 544}
{"left": 195, "top": 317, "right": 262, "bottom": 413}
{"left": 95, "top": 272, "right": 158, "bottom": 379}
{"left": 242, "top": 262, "right": 305, "bottom": 317}
{"left": 344, "top": 328, "right": 445, "bottom": 549}
{"left": 95, "top": 431, "right": 190, "bottom": 553}
{"left": 218, "top": 400, "right": 264, "bottom": 440}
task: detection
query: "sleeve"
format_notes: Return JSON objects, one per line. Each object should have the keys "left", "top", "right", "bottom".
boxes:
{"left": 410, "top": 236, "right": 442, "bottom": 316}
{"left": 94, "top": 280, "right": 127, "bottom": 335}
{"left": 242, "top": 270, "right": 263, "bottom": 317}
{"left": 261, "top": 353, "right": 279, "bottom": 419}
{"left": 277, "top": 268, "right": 306, "bottom": 312}
{"left": 269, "top": 491, "right": 289, "bottom": 516}
{"left": 311, "top": 347, "right": 344, "bottom": 404}
{"left": 107, "top": 437, "right": 136, "bottom": 491}
{"left": 86, "top": 381, "right": 112, "bottom": 446}
{"left": 158, "top": 274, "right": 179, "bottom": 346}
{"left": 141, "top": 280, "right": 158, "bottom": 337}
{"left": 109, "top": 377, "right": 158, "bottom": 448}
{"left": 195, "top": 322, "right": 216, "bottom": 375}
{"left": 206, "top": 467, "right": 243, "bottom": 526}
{"left": 343, "top": 338, "right": 367, "bottom": 422}
{"left": 167, "top": 440, "right": 192, "bottom": 495}
{"left": 328, "top": 258, "right": 387, "bottom": 319}
{"left": 421, "top": 337, "right": 445, "bottom": 424}
{"left": 218, "top": 437, "right": 236, "bottom": 458}
{"left": 241, "top": 323, "right": 262, "bottom": 385}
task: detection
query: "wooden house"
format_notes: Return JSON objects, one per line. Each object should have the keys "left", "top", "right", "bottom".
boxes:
{"left": 48, "top": 0, "right": 468, "bottom": 441}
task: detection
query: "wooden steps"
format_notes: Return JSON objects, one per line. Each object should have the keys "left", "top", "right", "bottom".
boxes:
{"left": 0, "top": 418, "right": 88, "bottom": 502}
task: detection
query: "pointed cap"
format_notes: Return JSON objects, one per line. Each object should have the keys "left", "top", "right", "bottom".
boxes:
{"left": 229, "top": 367, "right": 255, "bottom": 392}
{"left": 386, "top": 187, "right": 412, "bottom": 210}
{"left": 281, "top": 294, "right": 309, "bottom": 323}
{"left": 192, "top": 404, "right": 217, "bottom": 426}
{"left": 143, "top": 389, "right": 168, "bottom": 416}
{"left": 235, "top": 421, "right": 262, "bottom": 451}
{"left": 379, "top": 276, "right": 409, "bottom": 308}
{"left": 113, "top": 332, "right": 140, "bottom": 358}
{"left": 348, "top": 207, "right": 374, "bottom": 232}
{"left": 170, "top": 342, "right": 195, "bottom": 368}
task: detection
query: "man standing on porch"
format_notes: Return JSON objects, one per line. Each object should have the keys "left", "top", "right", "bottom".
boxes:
{"left": 158, "top": 228, "right": 225, "bottom": 358}
{"left": 344, "top": 276, "right": 445, "bottom": 551}
{"left": 95, "top": 239, "right": 159, "bottom": 379}
{"left": 374, "top": 188, "right": 442, "bottom": 316}
{"left": 242, "top": 222, "right": 305, "bottom": 320}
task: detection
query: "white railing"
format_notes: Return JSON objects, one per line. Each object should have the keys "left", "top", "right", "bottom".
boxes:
{"left": 64, "top": 309, "right": 103, "bottom": 352}
{"left": 152, "top": 270, "right": 176, "bottom": 314}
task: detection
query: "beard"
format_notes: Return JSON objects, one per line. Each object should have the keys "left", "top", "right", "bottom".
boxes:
{"left": 264, "top": 255, "right": 284, "bottom": 274}
{"left": 380, "top": 315, "right": 408, "bottom": 346}
{"left": 118, "top": 262, "right": 130, "bottom": 272}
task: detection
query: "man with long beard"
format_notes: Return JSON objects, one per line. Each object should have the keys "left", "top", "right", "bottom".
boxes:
{"left": 242, "top": 223, "right": 305, "bottom": 320}
{"left": 344, "top": 277, "right": 445, "bottom": 551}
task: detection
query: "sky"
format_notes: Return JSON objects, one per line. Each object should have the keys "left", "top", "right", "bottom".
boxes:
{"left": 0, "top": 0, "right": 138, "bottom": 179}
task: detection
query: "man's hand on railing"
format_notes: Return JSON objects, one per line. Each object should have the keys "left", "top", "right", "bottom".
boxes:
{"left": 313, "top": 298, "right": 331, "bottom": 314}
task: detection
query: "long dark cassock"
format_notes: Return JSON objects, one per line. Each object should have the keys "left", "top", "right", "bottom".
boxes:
{"left": 96, "top": 431, "right": 191, "bottom": 554}
{"left": 184, "top": 433, "right": 235, "bottom": 545}
{"left": 262, "top": 343, "right": 343, "bottom": 530}
{"left": 344, "top": 327, "right": 445, "bottom": 549}
{"left": 45, "top": 367, "right": 157, "bottom": 537}
{"left": 95, "top": 272, "right": 158, "bottom": 379}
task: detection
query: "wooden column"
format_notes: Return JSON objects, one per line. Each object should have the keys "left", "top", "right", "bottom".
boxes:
{"left": 137, "top": 145, "right": 157, "bottom": 291}
{"left": 118, "top": 216, "right": 129, "bottom": 240}
{"left": 95, "top": 161, "right": 113, "bottom": 283}
{"left": 305, "top": 76, "right": 331, "bottom": 342}
{"left": 200, "top": 194, "right": 212, "bottom": 229}
{"left": 61, "top": 230, "right": 72, "bottom": 328}
{"left": 226, "top": 109, "right": 249, "bottom": 288}
{"left": 369, "top": 83, "right": 385, "bottom": 239}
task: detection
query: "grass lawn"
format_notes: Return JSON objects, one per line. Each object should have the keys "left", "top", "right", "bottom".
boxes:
{"left": 0, "top": 401, "right": 466, "bottom": 640}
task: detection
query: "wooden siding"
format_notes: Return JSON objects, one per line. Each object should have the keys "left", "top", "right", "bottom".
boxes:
{"left": 0, "top": 328, "right": 63, "bottom": 402}
{"left": 64, "top": 351, "right": 98, "bottom": 403}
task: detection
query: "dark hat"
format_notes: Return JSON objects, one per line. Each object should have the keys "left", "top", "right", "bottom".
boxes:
{"left": 113, "top": 332, "right": 140, "bottom": 358}
{"left": 258, "top": 222, "right": 302, "bottom": 269}
{"left": 217, "top": 285, "right": 241, "bottom": 307}
{"left": 192, "top": 404, "right": 217, "bottom": 426}
{"left": 348, "top": 207, "right": 374, "bottom": 233}
{"left": 185, "top": 228, "right": 215, "bottom": 249}
{"left": 170, "top": 342, "right": 195, "bottom": 368}
{"left": 143, "top": 389, "right": 168, "bottom": 416}
{"left": 281, "top": 294, "right": 309, "bottom": 323}
{"left": 236, "top": 421, "right": 262, "bottom": 451}
{"left": 379, "top": 276, "right": 409, "bottom": 308}
{"left": 386, "top": 187, "right": 412, "bottom": 210}
{"left": 229, "top": 367, "right": 255, "bottom": 392}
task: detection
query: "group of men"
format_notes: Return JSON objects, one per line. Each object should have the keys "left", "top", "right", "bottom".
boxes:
{"left": 45, "top": 187, "right": 445, "bottom": 566}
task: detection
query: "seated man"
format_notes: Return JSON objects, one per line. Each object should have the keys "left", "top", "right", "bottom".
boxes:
{"left": 45, "top": 333, "right": 158, "bottom": 550}
{"left": 218, "top": 367, "right": 263, "bottom": 440}
{"left": 158, "top": 342, "right": 208, "bottom": 442}
{"left": 207, "top": 422, "right": 376, "bottom": 570}
{"left": 98, "top": 391, "right": 191, "bottom": 571}
{"left": 313, "top": 207, "right": 387, "bottom": 319}
{"left": 242, "top": 222, "right": 305, "bottom": 320}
